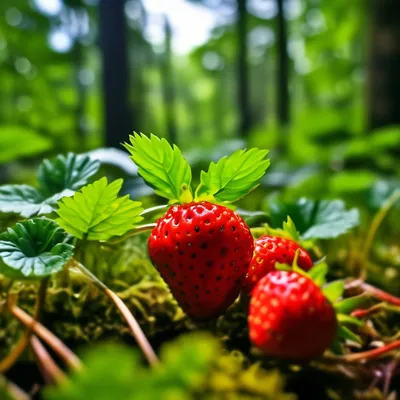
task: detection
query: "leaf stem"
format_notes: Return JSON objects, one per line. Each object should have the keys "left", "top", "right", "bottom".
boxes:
{"left": 140, "top": 204, "right": 168, "bottom": 216}
{"left": 334, "top": 340, "right": 400, "bottom": 362}
{"left": 72, "top": 260, "right": 159, "bottom": 367}
{"left": 360, "top": 282, "right": 400, "bottom": 307}
{"left": 107, "top": 223, "right": 157, "bottom": 245}
{"left": 10, "top": 305, "right": 83, "bottom": 372}
{"left": 361, "top": 190, "right": 400, "bottom": 279}
{"left": 0, "top": 375, "right": 29, "bottom": 400}
{"left": 0, "top": 279, "right": 49, "bottom": 374}
{"left": 30, "top": 336, "right": 67, "bottom": 385}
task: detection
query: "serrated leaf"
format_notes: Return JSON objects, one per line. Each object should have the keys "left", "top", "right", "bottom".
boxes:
{"left": 0, "top": 218, "right": 74, "bottom": 280}
{"left": 308, "top": 262, "right": 328, "bottom": 286}
{"left": 337, "top": 314, "right": 363, "bottom": 326}
{"left": 38, "top": 153, "right": 100, "bottom": 197}
{"left": 195, "top": 148, "right": 270, "bottom": 203}
{"left": 56, "top": 177, "right": 143, "bottom": 241}
{"left": 322, "top": 280, "right": 344, "bottom": 303}
{"left": 123, "top": 133, "right": 192, "bottom": 203}
{"left": 337, "top": 325, "right": 362, "bottom": 344}
{"left": 282, "top": 216, "right": 300, "bottom": 241}
{"left": 334, "top": 295, "right": 369, "bottom": 314}
{"left": 269, "top": 198, "right": 360, "bottom": 240}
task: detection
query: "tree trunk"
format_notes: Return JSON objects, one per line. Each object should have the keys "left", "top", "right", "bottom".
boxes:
{"left": 73, "top": 41, "right": 86, "bottom": 150}
{"left": 367, "top": 0, "right": 400, "bottom": 131}
{"left": 98, "top": 0, "right": 132, "bottom": 148}
{"left": 276, "top": 0, "right": 289, "bottom": 126}
{"left": 161, "top": 16, "right": 178, "bottom": 144}
{"left": 237, "top": 0, "right": 251, "bottom": 137}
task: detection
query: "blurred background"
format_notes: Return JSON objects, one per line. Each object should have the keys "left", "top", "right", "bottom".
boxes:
{"left": 0, "top": 0, "right": 399, "bottom": 203}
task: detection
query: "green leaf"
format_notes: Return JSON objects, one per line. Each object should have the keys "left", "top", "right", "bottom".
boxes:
{"left": 337, "top": 314, "right": 363, "bottom": 327}
{"left": 123, "top": 133, "right": 193, "bottom": 203}
{"left": 282, "top": 216, "right": 300, "bottom": 241}
{"left": 195, "top": 148, "right": 270, "bottom": 203}
{"left": 337, "top": 325, "right": 362, "bottom": 344}
{"left": 45, "top": 333, "right": 218, "bottom": 400}
{"left": 269, "top": 198, "right": 360, "bottom": 240}
{"left": 308, "top": 262, "right": 328, "bottom": 286}
{"left": 322, "top": 280, "right": 345, "bottom": 303}
{"left": 0, "top": 185, "right": 69, "bottom": 218}
{"left": 236, "top": 208, "right": 270, "bottom": 227}
{"left": 56, "top": 177, "right": 143, "bottom": 241}
{"left": 334, "top": 295, "right": 369, "bottom": 314}
{"left": 38, "top": 153, "right": 100, "bottom": 197}
{"left": 0, "top": 218, "right": 74, "bottom": 280}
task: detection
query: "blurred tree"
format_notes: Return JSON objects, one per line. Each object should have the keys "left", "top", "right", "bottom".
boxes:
{"left": 99, "top": 0, "right": 132, "bottom": 148}
{"left": 367, "top": 0, "right": 400, "bottom": 131}
{"left": 161, "top": 16, "right": 178, "bottom": 144}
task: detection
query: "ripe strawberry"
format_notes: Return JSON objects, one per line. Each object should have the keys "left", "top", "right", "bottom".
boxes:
{"left": 243, "top": 235, "right": 313, "bottom": 293}
{"left": 248, "top": 270, "right": 337, "bottom": 360}
{"left": 148, "top": 201, "right": 254, "bottom": 320}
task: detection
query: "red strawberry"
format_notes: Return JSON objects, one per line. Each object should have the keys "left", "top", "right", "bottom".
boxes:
{"left": 243, "top": 235, "right": 313, "bottom": 293}
{"left": 148, "top": 201, "right": 254, "bottom": 320}
{"left": 248, "top": 270, "right": 337, "bottom": 360}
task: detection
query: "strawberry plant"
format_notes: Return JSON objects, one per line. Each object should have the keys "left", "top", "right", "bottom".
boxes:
{"left": 0, "top": 133, "right": 399, "bottom": 400}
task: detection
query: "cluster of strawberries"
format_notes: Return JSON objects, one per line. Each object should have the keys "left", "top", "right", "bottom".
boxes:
{"left": 149, "top": 201, "right": 337, "bottom": 361}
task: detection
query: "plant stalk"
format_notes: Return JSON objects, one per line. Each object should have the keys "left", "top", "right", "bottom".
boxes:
{"left": 0, "top": 279, "right": 49, "bottom": 373}
{"left": 338, "top": 340, "right": 400, "bottom": 362}
{"left": 0, "top": 375, "right": 29, "bottom": 400}
{"left": 107, "top": 223, "right": 157, "bottom": 245}
{"left": 73, "top": 260, "right": 159, "bottom": 367}
{"left": 30, "top": 336, "right": 67, "bottom": 385}
{"left": 140, "top": 204, "right": 168, "bottom": 216}
{"left": 10, "top": 305, "right": 83, "bottom": 372}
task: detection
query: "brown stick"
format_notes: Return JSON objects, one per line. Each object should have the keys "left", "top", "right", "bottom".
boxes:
{"left": 361, "top": 283, "right": 400, "bottom": 307}
{"left": 73, "top": 260, "right": 159, "bottom": 367}
{"left": 0, "top": 375, "right": 29, "bottom": 400}
{"left": 30, "top": 336, "right": 67, "bottom": 385}
{"left": 339, "top": 340, "right": 400, "bottom": 362}
{"left": 10, "top": 305, "right": 83, "bottom": 372}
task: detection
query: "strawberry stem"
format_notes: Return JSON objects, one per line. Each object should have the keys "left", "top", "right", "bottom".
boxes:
{"left": 10, "top": 304, "right": 83, "bottom": 372}
{"left": 0, "top": 279, "right": 48, "bottom": 374}
{"left": 30, "top": 336, "right": 67, "bottom": 385}
{"left": 361, "top": 282, "right": 400, "bottom": 307}
{"left": 351, "top": 302, "right": 400, "bottom": 318}
{"left": 72, "top": 260, "right": 159, "bottom": 367}
{"left": 339, "top": 340, "right": 400, "bottom": 362}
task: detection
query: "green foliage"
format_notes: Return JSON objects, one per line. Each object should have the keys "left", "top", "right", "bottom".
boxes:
{"left": 45, "top": 333, "right": 218, "bottom": 400}
{"left": 124, "top": 133, "right": 193, "bottom": 204}
{"left": 282, "top": 216, "right": 300, "bottom": 242}
{"left": 308, "top": 263, "right": 329, "bottom": 286}
{"left": 195, "top": 148, "right": 270, "bottom": 203}
{"left": 334, "top": 295, "right": 369, "bottom": 314}
{"left": 0, "top": 153, "right": 100, "bottom": 218}
{"left": 0, "top": 126, "right": 53, "bottom": 163}
{"left": 322, "top": 280, "right": 345, "bottom": 303}
{"left": 0, "top": 218, "right": 74, "bottom": 280}
{"left": 37, "top": 153, "right": 100, "bottom": 197}
{"left": 268, "top": 198, "right": 360, "bottom": 240}
{"left": 56, "top": 177, "right": 143, "bottom": 241}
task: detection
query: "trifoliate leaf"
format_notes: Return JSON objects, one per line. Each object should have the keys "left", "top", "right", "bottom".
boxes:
{"left": 56, "top": 177, "right": 143, "bottom": 241}
{"left": 322, "top": 280, "right": 344, "bottom": 303}
{"left": 123, "top": 133, "right": 193, "bottom": 203}
{"left": 269, "top": 198, "right": 360, "bottom": 240}
{"left": 195, "top": 148, "right": 270, "bottom": 203}
{"left": 334, "top": 295, "right": 370, "bottom": 314}
{"left": 0, "top": 185, "right": 72, "bottom": 218}
{"left": 282, "top": 216, "right": 300, "bottom": 241}
{"left": 0, "top": 153, "right": 99, "bottom": 218}
{"left": 0, "top": 218, "right": 74, "bottom": 280}
{"left": 38, "top": 153, "right": 100, "bottom": 197}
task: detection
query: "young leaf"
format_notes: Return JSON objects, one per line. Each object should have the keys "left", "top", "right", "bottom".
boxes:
{"left": 195, "top": 148, "right": 270, "bottom": 203}
{"left": 38, "top": 153, "right": 100, "bottom": 197}
{"left": 337, "top": 314, "right": 363, "bottom": 327}
{"left": 334, "top": 295, "right": 370, "bottom": 314}
{"left": 337, "top": 325, "right": 362, "bottom": 344}
{"left": 282, "top": 216, "right": 300, "bottom": 241}
{"left": 268, "top": 198, "right": 360, "bottom": 240}
{"left": 0, "top": 218, "right": 74, "bottom": 280}
{"left": 56, "top": 177, "right": 143, "bottom": 241}
{"left": 123, "top": 133, "right": 193, "bottom": 203}
{"left": 322, "top": 280, "right": 345, "bottom": 303}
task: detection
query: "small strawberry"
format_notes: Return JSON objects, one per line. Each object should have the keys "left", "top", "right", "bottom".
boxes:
{"left": 248, "top": 270, "right": 337, "bottom": 360}
{"left": 243, "top": 235, "right": 313, "bottom": 293}
{"left": 149, "top": 201, "right": 254, "bottom": 320}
